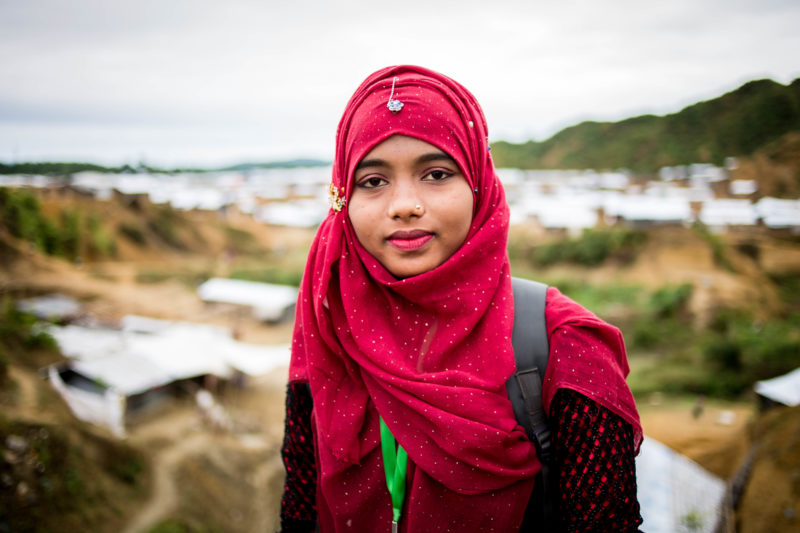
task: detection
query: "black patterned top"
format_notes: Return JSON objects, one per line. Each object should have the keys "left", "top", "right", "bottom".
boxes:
{"left": 279, "top": 384, "right": 642, "bottom": 532}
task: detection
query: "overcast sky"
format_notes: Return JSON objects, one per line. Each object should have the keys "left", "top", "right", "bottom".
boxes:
{"left": 0, "top": 0, "right": 798, "bottom": 167}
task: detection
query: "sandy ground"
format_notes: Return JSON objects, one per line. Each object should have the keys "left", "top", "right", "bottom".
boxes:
{"left": 639, "top": 396, "right": 754, "bottom": 479}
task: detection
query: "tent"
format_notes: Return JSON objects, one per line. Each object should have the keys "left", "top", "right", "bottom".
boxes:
{"left": 47, "top": 317, "right": 291, "bottom": 436}
{"left": 754, "top": 367, "right": 800, "bottom": 408}
{"left": 636, "top": 437, "right": 726, "bottom": 533}
{"left": 197, "top": 278, "right": 298, "bottom": 323}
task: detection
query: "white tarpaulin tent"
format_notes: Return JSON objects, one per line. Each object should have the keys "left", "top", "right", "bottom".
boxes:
{"left": 636, "top": 437, "right": 725, "bottom": 533}
{"left": 17, "top": 294, "right": 83, "bottom": 321}
{"left": 755, "top": 197, "right": 800, "bottom": 228}
{"left": 48, "top": 325, "right": 126, "bottom": 361}
{"left": 754, "top": 367, "right": 800, "bottom": 407}
{"left": 48, "top": 366, "right": 127, "bottom": 438}
{"left": 197, "top": 278, "right": 298, "bottom": 322}
{"left": 47, "top": 316, "right": 292, "bottom": 435}
{"left": 71, "top": 352, "right": 173, "bottom": 396}
{"left": 50, "top": 318, "right": 290, "bottom": 383}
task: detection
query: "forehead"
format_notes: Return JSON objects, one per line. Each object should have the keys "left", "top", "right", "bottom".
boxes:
{"left": 357, "top": 135, "right": 453, "bottom": 168}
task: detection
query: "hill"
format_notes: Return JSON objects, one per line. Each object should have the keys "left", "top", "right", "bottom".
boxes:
{"left": 491, "top": 78, "right": 800, "bottom": 174}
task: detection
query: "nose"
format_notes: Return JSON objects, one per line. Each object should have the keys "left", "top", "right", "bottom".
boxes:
{"left": 387, "top": 178, "right": 422, "bottom": 219}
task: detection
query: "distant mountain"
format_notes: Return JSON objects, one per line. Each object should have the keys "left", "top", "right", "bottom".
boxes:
{"left": 491, "top": 78, "right": 800, "bottom": 172}
{"left": 0, "top": 158, "right": 331, "bottom": 176}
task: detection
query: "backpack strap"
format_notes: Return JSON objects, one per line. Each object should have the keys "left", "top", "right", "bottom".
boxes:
{"left": 507, "top": 277, "right": 551, "bottom": 460}
{"left": 507, "top": 277, "right": 554, "bottom": 530}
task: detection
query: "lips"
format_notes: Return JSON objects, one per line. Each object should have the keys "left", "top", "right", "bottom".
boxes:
{"left": 387, "top": 229, "right": 434, "bottom": 251}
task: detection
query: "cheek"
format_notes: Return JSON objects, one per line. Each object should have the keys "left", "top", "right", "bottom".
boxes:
{"left": 347, "top": 199, "right": 374, "bottom": 241}
{"left": 449, "top": 189, "right": 475, "bottom": 236}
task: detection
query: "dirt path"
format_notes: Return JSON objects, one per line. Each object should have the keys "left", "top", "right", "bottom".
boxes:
{"left": 118, "top": 377, "right": 287, "bottom": 533}
{"left": 122, "top": 430, "right": 210, "bottom": 533}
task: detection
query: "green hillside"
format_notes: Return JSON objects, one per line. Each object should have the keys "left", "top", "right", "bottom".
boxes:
{"left": 491, "top": 78, "right": 800, "bottom": 172}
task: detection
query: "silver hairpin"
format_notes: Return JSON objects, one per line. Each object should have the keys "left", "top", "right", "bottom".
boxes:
{"left": 387, "top": 76, "right": 404, "bottom": 113}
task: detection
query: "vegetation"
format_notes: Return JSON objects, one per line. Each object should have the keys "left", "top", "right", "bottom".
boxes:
{"left": 147, "top": 519, "right": 219, "bottom": 533}
{"left": 491, "top": 78, "right": 800, "bottom": 172}
{"left": 517, "top": 274, "right": 800, "bottom": 399}
{"left": 135, "top": 267, "right": 213, "bottom": 287}
{"left": 147, "top": 204, "right": 185, "bottom": 250}
{"left": 0, "top": 161, "right": 196, "bottom": 176}
{"left": 0, "top": 298, "right": 150, "bottom": 532}
{"left": 628, "top": 305, "right": 799, "bottom": 398}
{"left": 221, "top": 225, "right": 261, "bottom": 255}
{"left": 0, "top": 188, "right": 118, "bottom": 261}
{"left": 0, "top": 161, "right": 120, "bottom": 176}
{"left": 509, "top": 227, "right": 647, "bottom": 268}
{"left": 229, "top": 266, "right": 303, "bottom": 287}
{"left": 0, "top": 417, "right": 149, "bottom": 532}
{"left": 691, "top": 222, "right": 734, "bottom": 271}
{"left": 0, "top": 298, "right": 59, "bottom": 368}
{"left": 0, "top": 159, "right": 329, "bottom": 177}
{"left": 119, "top": 222, "right": 147, "bottom": 245}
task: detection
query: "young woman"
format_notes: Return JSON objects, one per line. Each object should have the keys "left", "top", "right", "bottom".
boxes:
{"left": 279, "top": 65, "right": 643, "bottom": 532}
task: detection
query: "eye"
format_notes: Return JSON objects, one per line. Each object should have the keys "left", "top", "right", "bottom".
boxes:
{"left": 356, "top": 175, "right": 387, "bottom": 189}
{"left": 422, "top": 169, "right": 452, "bottom": 181}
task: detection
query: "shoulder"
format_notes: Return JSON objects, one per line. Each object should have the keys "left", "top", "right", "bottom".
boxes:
{"left": 544, "top": 286, "right": 625, "bottom": 351}
{"left": 541, "top": 286, "right": 642, "bottom": 450}
{"left": 545, "top": 286, "right": 610, "bottom": 330}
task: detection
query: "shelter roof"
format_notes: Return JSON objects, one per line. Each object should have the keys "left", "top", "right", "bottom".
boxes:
{"left": 755, "top": 367, "right": 800, "bottom": 407}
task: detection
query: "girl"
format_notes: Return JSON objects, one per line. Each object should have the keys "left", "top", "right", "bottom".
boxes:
{"left": 280, "top": 66, "right": 642, "bottom": 532}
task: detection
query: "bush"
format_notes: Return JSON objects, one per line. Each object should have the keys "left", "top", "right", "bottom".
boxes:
{"left": 0, "top": 343, "right": 9, "bottom": 386}
{"left": 650, "top": 283, "right": 693, "bottom": 319}
{"left": 59, "top": 209, "right": 82, "bottom": 260}
{"left": 696, "top": 314, "right": 800, "bottom": 397}
{"left": 119, "top": 222, "right": 147, "bottom": 245}
{"left": 0, "top": 189, "right": 115, "bottom": 260}
{"left": 223, "top": 225, "right": 260, "bottom": 255}
{"left": 630, "top": 316, "right": 692, "bottom": 350}
{"left": 532, "top": 228, "right": 646, "bottom": 267}
{"left": 0, "top": 189, "right": 58, "bottom": 254}
{"left": 692, "top": 222, "right": 734, "bottom": 271}
{"left": 87, "top": 213, "right": 116, "bottom": 257}
{"left": 703, "top": 337, "right": 742, "bottom": 371}
{"left": 0, "top": 297, "right": 60, "bottom": 368}
{"left": 230, "top": 267, "right": 303, "bottom": 287}
{"left": 149, "top": 205, "right": 185, "bottom": 249}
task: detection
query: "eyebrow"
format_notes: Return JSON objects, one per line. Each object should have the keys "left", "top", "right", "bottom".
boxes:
{"left": 355, "top": 152, "right": 457, "bottom": 171}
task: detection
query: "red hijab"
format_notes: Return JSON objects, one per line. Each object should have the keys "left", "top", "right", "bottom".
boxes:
{"left": 289, "top": 65, "right": 639, "bottom": 531}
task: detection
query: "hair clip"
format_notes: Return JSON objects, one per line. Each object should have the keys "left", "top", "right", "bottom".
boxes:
{"left": 387, "top": 76, "right": 404, "bottom": 113}
{"left": 328, "top": 182, "right": 345, "bottom": 212}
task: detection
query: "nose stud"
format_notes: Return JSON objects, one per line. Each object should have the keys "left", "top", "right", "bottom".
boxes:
{"left": 414, "top": 204, "right": 424, "bottom": 214}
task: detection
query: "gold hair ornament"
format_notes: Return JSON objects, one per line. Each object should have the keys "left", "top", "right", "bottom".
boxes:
{"left": 328, "top": 182, "right": 345, "bottom": 212}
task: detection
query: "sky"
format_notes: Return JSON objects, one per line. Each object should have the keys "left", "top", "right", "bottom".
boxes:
{"left": 0, "top": 0, "right": 798, "bottom": 168}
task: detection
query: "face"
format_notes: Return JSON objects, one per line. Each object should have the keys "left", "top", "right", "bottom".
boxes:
{"left": 348, "top": 135, "right": 474, "bottom": 279}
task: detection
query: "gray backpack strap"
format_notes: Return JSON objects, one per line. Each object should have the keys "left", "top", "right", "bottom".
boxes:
{"left": 507, "top": 277, "right": 555, "bottom": 531}
{"left": 507, "top": 277, "right": 551, "bottom": 460}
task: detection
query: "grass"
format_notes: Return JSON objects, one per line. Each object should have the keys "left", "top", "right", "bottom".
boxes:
{"left": 228, "top": 266, "right": 303, "bottom": 287}
{"left": 136, "top": 267, "right": 213, "bottom": 288}
{"left": 509, "top": 227, "right": 647, "bottom": 268}
{"left": 221, "top": 225, "right": 261, "bottom": 255}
